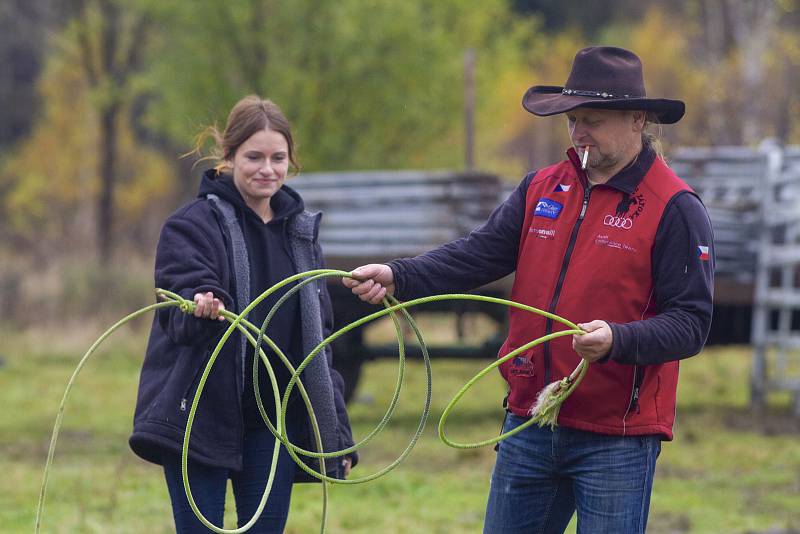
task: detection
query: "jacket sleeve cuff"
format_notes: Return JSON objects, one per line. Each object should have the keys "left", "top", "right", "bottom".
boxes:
{"left": 386, "top": 261, "right": 404, "bottom": 299}
{"left": 607, "top": 322, "right": 636, "bottom": 365}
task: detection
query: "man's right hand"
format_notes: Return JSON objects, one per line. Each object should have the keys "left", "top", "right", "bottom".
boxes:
{"left": 342, "top": 264, "right": 395, "bottom": 304}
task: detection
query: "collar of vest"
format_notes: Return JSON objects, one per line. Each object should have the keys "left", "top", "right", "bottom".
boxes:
{"left": 566, "top": 143, "right": 656, "bottom": 194}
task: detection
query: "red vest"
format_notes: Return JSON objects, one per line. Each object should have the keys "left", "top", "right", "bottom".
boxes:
{"left": 499, "top": 149, "right": 692, "bottom": 439}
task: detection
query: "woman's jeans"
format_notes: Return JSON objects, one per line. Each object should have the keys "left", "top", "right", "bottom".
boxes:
{"left": 162, "top": 420, "right": 299, "bottom": 534}
{"left": 483, "top": 413, "right": 661, "bottom": 534}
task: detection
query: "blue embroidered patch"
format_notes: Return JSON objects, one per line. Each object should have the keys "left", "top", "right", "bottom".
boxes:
{"left": 534, "top": 198, "right": 563, "bottom": 219}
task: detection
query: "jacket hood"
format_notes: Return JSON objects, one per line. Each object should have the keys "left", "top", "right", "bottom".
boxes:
{"left": 198, "top": 168, "right": 305, "bottom": 223}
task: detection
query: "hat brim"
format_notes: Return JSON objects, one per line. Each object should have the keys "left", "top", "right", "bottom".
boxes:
{"left": 522, "top": 85, "right": 685, "bottom": 124}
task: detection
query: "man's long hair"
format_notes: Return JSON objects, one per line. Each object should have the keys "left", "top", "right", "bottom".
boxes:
{"left": 643, "top": 113, "right": 664, "bottom": 159}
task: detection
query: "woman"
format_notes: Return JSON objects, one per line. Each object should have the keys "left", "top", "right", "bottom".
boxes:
{"left": 130, "top": 95, "right": 356, "bottom": 533}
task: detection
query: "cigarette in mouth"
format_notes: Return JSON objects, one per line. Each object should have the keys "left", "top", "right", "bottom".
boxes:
{"left": 581, "top": 147, "right": 589, "bottom": 170}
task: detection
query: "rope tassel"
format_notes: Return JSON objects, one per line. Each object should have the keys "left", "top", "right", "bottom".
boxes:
{"left": 528, "top": 359, "right": 589, "bottom": 428}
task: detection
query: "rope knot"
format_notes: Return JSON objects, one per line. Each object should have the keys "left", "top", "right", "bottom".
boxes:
{"left": 155, "top": 289, "right": 195, "bottom": 315}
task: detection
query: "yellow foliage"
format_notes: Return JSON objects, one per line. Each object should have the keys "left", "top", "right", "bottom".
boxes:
{"left": 1, "top": 31, "right": 175, "bottom": 247}
{"left": 484, "top": 30, "right": 587, "bottom": 178}
{"left": 116, "top": 126, "right": 175, "bottom": 222}
{"left": 628, "top": 7, "right": 709, "bottom": 149}
{"left": 1, "top": 47, "right": 95, "bottom": 238}
{"left": 760, "top": 28, "right": 800, "bottom": 143}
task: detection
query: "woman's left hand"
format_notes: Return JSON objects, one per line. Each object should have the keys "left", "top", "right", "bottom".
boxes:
{"left": 343, "top": 457, "right": 353, "bottom": 478}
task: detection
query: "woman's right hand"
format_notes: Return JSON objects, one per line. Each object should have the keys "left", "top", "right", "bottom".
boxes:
{"left": 193, "top": 291, "right": 227, "bottom": 321}
{"left": 342, "top": 264, "right": 395, "bottom": 305}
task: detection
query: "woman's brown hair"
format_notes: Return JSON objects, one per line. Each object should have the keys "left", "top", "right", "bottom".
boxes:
{"left": 189, "top": 95, "right": 299, "bottom": 174}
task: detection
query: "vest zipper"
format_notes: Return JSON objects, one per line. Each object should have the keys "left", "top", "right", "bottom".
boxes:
{"left": 622, "top": 366, "right": 644, "bottom": 434}
{"left": 631, "top": 386, "right": 640, "bottom": 412}
{"left": 543, "top": 185, "right": 592, "bottom": 384}
{"left": 627, "top": 366, "right": 644, "bottom": 414}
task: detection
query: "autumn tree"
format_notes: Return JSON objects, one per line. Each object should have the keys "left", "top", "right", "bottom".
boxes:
{"left": 676, "top": 0, "right": 800, "bottom": 145}
{"left": 0, "top": 0, "right": 172, "bottom": 260}
{"left": 68, "top": 0, "right": 150, "bottom": 263}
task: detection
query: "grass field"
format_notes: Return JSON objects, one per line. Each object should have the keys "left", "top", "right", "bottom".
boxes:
{"left": 2, "top": 323, "right": 800, "bottom": 533}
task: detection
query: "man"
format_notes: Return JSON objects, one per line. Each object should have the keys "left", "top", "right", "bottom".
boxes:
{"left": 344, "top": 46, "right": 714, "bottom": 533}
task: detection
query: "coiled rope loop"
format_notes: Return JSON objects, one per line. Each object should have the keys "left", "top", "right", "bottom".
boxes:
{"left": 36, "top": 269, "right": 587, "bottom": 533}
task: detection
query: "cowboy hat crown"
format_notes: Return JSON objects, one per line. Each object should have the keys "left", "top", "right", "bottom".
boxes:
{"left": 522, "top": 46, "right": 685, "bottom": 124}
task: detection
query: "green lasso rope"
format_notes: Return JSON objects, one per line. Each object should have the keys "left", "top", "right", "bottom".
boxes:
{"left": 35, "top": 269, "right": 587, "bottom": 533}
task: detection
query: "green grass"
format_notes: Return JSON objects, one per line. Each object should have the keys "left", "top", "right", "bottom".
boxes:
{"left": 2, "top": 324, "right": 799, "bottom": 533}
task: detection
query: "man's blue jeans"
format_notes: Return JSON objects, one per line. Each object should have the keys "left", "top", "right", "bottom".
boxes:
{"left": 162, "top": 420, "right": 298, "bottom": 534}
{"left": 483, "top": 413, "right": 661, "bottom": 534}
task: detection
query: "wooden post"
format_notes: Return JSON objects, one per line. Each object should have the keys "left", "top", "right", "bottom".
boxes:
{"left": 464, "top": 48, "right": 475, "bottom": 171}
{"left": 750, "top": 140, "right": 783, "bottom": 410}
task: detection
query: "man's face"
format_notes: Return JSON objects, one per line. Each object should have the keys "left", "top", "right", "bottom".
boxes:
{"left": 565, "top": 108, "right": 644, "bottom": 172}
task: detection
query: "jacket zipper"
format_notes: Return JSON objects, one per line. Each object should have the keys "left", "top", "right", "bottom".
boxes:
{"left": 543, "top": 185, "right": 592, "bottom": 384}
{"left": 180, "top": 349, "right": 212, "bottom": 412}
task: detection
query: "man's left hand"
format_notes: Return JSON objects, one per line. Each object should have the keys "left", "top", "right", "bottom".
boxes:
{"left": 572, "top": 320, "right": 613, "bottom": 362}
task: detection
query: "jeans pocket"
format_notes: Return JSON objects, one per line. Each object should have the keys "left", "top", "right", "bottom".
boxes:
{"left": 638, "top": 435, "right": 662, "bottom": 458}
{"left": 494, "top": 410, "right": 510, "bottom": 452}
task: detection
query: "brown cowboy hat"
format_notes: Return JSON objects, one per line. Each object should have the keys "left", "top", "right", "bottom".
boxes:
{"left": 522, "top": 46, "right": 685, "bottom": 124}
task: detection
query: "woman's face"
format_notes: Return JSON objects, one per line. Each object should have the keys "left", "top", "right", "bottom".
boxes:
{"left": 229, "top": 128, "right": 289, "bottom": 211}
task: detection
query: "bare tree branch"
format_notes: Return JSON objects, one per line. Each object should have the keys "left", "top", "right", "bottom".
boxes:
{"left": 99, "top": 0, "right": 119, "bottom": 79}
{"left": 72, "top": 0, "right": 99, "bottom": 86}
{"left": 122, "top": 14, "right": 149, "bottom": 74}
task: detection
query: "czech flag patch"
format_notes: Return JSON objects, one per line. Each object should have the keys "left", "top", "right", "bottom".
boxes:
{"left": 554, "top": 183, "right": 572, "bottom": 192}
{"left": 697, "top": 245, "right": 710, "bottom": 261}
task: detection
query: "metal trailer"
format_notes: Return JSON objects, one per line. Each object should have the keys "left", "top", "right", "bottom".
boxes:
{"left": 672, "top": 141, "right": 800, "bottom": 414}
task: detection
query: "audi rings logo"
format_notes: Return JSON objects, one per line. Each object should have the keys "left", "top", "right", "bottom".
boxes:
{"left": 603, "top": 215, "right": 633, "bottom": 229}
